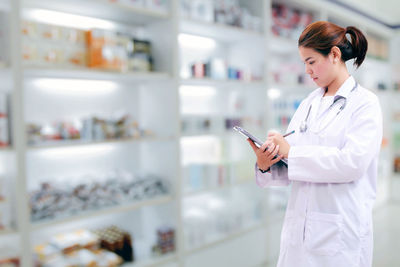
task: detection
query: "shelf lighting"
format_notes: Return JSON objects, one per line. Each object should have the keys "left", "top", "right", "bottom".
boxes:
{"left": 267, "top": 88, "right": 281, "bottom": 99}
{"left": 32, "top": 78, "right": 118, "bottom": 96}
{"left": 23, "top": 9, "right": 117, "bottom": 30}
{"left": 207, "top": 196, "right": 225, "bottom": 210}
{"left": 32, "top": 144, "right": 115, "bottom": 160}
{"left": 180, "top": 135, "right": 221, "bottom": 166}
{"left": 178, "top": 34, "right": 216, "bottom": 50}
{"left": 179, "top": 85, "right": 216, "bottom": 97}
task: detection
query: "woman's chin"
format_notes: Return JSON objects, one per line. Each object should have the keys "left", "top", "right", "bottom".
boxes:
{"left": 314, "top": 79, "right": 325, "bottom": 88}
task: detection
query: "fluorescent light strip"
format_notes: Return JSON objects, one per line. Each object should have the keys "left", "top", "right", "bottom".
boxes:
{"left": 32, "top": 78, "right": 118, "bottom": 95}
{"left": 178, "top": 33, "right": 216, "bottom": 50}
{"left": 33, "top": 144, "right": 115, "bottom": 159}
{"left": 23, "top": 9, "right": 117, "bottom": 30}
{"left": 179, "top": 85, "right": 216, "bottom": 97}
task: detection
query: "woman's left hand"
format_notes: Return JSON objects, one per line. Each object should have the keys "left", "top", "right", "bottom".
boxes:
{"left": 268, "top": 132, "right": 291, "bottom": 158}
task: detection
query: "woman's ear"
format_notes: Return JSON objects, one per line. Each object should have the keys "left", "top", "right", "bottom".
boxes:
{"left": 330, "top": 46, "right": 342, "bottom": 63}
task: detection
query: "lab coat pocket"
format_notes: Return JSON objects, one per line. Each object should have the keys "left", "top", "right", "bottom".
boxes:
{"left": 305, "top": 212, "right": 344, "bottom": 256}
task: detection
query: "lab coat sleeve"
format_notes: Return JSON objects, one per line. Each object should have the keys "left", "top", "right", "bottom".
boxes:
{"left": 255, "top": 161, "right": 290, "bottom": 187}
{"left": 254, "top": 99, "right": 307, "bottom": 188}
{"left": 288, "top": 97, "right": 382, "bottom": 183}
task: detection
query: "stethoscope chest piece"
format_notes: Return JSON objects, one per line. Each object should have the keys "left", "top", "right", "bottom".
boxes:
{"left": 299, "top": 120, "right": 307, "bottom": 133}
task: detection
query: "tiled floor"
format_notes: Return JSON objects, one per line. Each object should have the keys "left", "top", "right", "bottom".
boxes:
{"left": 373, "top": 202, "right": 400, "bottom": 266}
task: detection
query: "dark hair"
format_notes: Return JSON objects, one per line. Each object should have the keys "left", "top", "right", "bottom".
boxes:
{"left": 298, "top": 21, "right": 368, "bottom": 68}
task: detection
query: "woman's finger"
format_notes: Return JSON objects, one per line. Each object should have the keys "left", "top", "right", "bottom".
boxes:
{"left": 271, "top": 153, "right": 283, "bottom": 165}
{"left": 266, "top": 143, "right": 275, "bottom": 154}
{"left": 267, "top": 144, "right": 280, "bottom": 160}
{"left": 247, "top": 139, "right": 258, "bottom": 153}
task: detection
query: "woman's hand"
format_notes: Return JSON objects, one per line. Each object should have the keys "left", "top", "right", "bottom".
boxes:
{"left": 248, "top": 139, "right": 283, "bottom": 171}
{"left": 267, "top": 132, "right": 290, "bottom": 158}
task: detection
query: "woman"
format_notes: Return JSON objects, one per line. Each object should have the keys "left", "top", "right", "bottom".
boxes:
{"left": 248, "top": 21, "right": 382, "bottom": 267}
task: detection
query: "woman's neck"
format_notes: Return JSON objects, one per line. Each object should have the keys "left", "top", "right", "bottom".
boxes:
{"left": 324, "top": 69, "right": 350, "bottom": 96}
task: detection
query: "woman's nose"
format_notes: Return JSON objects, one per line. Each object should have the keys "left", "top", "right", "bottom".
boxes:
{"left": 305, "top": 65, "right": 312, "bottom": 74}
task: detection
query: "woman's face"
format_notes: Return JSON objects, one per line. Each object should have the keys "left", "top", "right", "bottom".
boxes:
{"left": 299, "top": 46, "right": 335, "bottom": 88}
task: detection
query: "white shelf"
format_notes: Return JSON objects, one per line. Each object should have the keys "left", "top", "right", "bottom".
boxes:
{"left": 0, "top": 146, "right": 13, "bottom": 152}
{"left": 184, "top": 178, "right": 253, "bottom": 198}
{"left": 22, "top": 0, "right": 169, "bottom": 25}
{"left": 31, "top": 195, "right": 174, "bottom": 231}
{"left": 27, "top": 136, "right": 176, "bottom": 150}
{"left": 180, "top": 18, "right": 264, "bottom": 43}
{"left": 269, "top": 36, "right": 298, "bottom": 54}
{"left": 24, "top": 68, "right": 171, "bottom": 83}
{"left": 185, "top": 221, "right": 266, "bottom": 255}
{"left": 0, "top": 228, "right": 17, "bottom": 236}
{"left": 270, "top": 83, "right": 315, "bottom": 92}
{"left": 181, "top": 130, "right": 235, "bottom": 138}
{"left": 180, "top": 78, "right": 265, "bottom": 88}
{"left": 122, "top": 254, "right": 177, "bottom": 267}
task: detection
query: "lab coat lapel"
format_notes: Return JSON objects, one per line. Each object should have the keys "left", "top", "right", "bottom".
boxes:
{"left": 307, "top": 88, "right": 324, "bottom": 134}
{"left": 308, "top": 76, "right": 356, "bottom": 134}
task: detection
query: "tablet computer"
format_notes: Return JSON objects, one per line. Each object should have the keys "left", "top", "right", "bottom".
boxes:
{"left": 233, "top": 126, "right": 263, "bottom": 147}
{"left": 233, "top": 126, "right": 288, "bottom": 167}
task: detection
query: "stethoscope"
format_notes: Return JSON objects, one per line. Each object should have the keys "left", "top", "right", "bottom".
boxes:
{"left": 299, "top": 82, "right": 358, "bottom": 133}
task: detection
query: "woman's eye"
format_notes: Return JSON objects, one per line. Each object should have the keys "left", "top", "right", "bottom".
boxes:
{"left": 309, "top": 61, "right": 315, "bottom": 65}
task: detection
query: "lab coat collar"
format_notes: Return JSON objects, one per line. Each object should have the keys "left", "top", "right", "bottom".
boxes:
{"left": 332, "top": 75, "right": 356, "bottom": 101}
{"left": 308, "top": 76, "right": 356, "bottom": 124}
{"left": 315, "top": 75, "right": 356, "bottom": 102}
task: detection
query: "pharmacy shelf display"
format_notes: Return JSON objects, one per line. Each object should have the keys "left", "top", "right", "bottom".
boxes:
{"left": 0, "top": 1, "right": 20, "bottom": 264}
{"left": 2, "top": 0, "right": 399, "bottom": 267}
{"left": 9, "top": 0, "right": 180, "bottom": 266}
{"left": 178, "top": 1, "right": 273, "bottom": 267}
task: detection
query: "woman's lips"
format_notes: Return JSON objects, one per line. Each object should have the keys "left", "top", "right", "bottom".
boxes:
{"left": 312, "top": 77, "right": 318, "bottom": 81}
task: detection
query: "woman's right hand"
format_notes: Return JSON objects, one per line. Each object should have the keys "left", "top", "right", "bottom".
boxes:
{"left": 248, "top": 138, "right": 283, "bottom": 171}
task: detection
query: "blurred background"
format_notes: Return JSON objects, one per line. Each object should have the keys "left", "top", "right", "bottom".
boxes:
{"left": 0, "top": 0, "right": 399, "bottom": 266}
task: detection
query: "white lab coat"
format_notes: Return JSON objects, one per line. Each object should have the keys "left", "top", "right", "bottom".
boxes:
{"left": 255, "top": 76, "right": 382, "bottom": 267}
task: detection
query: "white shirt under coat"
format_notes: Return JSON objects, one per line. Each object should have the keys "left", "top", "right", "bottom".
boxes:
{"left": 255, "top": 76, "right": 383, "bottom": 267}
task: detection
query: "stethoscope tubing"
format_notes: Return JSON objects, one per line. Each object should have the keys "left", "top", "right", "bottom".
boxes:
{"left": 299, "top": 82, "right": 358, "bottom": 133}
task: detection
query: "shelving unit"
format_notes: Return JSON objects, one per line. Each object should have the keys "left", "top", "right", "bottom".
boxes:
{"left": 180, "top": 78, "right": 265, "bottom": 87}
{"left": 0, "top": 228, "right": 17, "bottom": 235}
{"left": 122, "top": 254, "right": 177, "bottom": 267}
{"left": 4, "top": 0, "right": 180, "bottom": 266}
{"left": 31, "top": 195, "right": 174, "bottom": 231}
{"left": 27, "top": 136, "right": 176, "bottom": 150}
{"left": 185, "top": 221, "right": 266, "bottom": 255}
{"left": 180, "top": 18, "right": 264, "bottom": 42}
{"left": 23, "top": 0, "right": 170, "bottom": 25}
{"left": 24, "top": 68, "right": 171, "bottom": 83}
{"left": 1, "top": 0, "right": 399, "bottom": 266}
{"left": 183, "top": 177, "right": 253, "bottom": 197}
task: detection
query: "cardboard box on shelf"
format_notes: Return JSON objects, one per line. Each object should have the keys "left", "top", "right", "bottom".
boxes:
{"left": 86, "top": 29, "right": 129, "bottom": 71}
